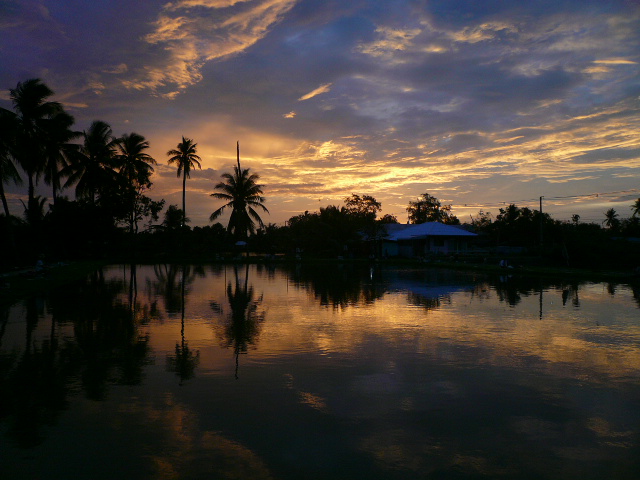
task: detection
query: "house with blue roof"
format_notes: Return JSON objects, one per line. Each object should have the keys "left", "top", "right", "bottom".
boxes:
{"left": 382, "top": 222, "right": 477, "bottom": 257}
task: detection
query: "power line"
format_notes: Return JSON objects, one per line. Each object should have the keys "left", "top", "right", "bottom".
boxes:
{"left": 459, "top": 189, "right": 640, "bottom": 209}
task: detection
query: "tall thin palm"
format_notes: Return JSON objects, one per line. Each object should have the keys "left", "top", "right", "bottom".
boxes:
{"left": 210, "top": 142, "right": 268, "bottom": 239}
{"left": 167, "top": 137, "right": 201, "bottom": 229}
{"left": 8, "top": 79, "right": 65, "bottom": 222}
{"left": 64, "top": 120, "right": 117, "bottom": 204}
{"left": 115, "top": 132, "right": 157, "bottom": 234}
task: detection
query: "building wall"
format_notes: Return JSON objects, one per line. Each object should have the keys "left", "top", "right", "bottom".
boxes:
{"left": 384, "top": 237, "right": 471, "bottom": 257}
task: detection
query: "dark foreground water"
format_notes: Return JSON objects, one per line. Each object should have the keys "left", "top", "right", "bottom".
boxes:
{"left": 1, "top": 264, "right": 639, "bottom": 479}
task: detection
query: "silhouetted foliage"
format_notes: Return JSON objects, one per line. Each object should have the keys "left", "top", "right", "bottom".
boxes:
{"left": 407, "top": 193, "right": 459, "bottom": 224}
{"left": 210, "top": 142, "right": 269, "bottom": 241}
{"left": 163, "top": 204, "right": 188, "bottom": 230}
{"left": 167, "top": 137, "right": 201, "bottom": 229}
{"left": 4, "top": 79, "right": 70, "bottom": 225}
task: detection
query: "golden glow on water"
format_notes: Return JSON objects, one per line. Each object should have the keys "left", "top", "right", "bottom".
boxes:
{"left": 78, "top": 265, "right": 638, "bottom": 387}
{"left": 3, "top": 265, "right": 639, "bottom": 479}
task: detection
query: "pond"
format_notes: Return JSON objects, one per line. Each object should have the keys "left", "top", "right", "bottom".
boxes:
{"left": 1, "top": 264, "right": 639, "bottom": 479}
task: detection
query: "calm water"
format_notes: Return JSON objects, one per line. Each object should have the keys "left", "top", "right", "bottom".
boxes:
{"left": 1, "top": 264, "right": 639, "bottom": 479}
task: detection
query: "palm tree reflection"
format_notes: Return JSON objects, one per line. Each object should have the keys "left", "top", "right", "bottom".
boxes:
{"left": 166, "top": 264, "right": 200, "bottom": 385}
{"left": 152, "top": 264, "right": 185, "bottom": 314}
{"left": 211, "top": 264, "right": 265, "bottom": 379}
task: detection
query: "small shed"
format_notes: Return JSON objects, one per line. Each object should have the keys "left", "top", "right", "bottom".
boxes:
{"left": 382, "top": 222, "right": 477, "bottom": 258}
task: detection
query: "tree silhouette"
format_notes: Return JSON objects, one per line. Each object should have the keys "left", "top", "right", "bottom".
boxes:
{"left": 631, "top": 198, "right": 640, "bottom": 218}
{"left": 603, "top": 208, "right": 620, "bottom": 231}
{"left": 115, "top": 132, "right": 157, "bottom": 234}
{"left": 41, "top": 110, "right": 77, "bottom": 209}
{"left": 167, "top": 137, "right": 201, "bottom": 229}
{"left": 344, "top": 194, "right": 381, "bottom": 218}
{"left": 162, "top": 204, "right": 189, "bottom": 230}
{"left": 6, "top": 79, "right": 67, "bottom": 224}
{"left": 210, "top": 142, "right": 269, "bottom": 240}
{"left": 406, "top": 193, "right": 459, "bottom": 224}
{"left": 20, "top": 195, "right": 48, "bottom": 223}
{"left": 64, "top": 120, "right": 118, "bottom": 205}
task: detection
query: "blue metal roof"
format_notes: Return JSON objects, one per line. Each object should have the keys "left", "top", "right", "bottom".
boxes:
{"left": 385, "top": 222, "right": 477, "bottom": 241}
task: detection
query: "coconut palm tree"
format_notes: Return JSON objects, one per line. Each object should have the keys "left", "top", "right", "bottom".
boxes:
{"left": 115, "top": 132, "right": 157, "bottom": 234}
{"left": 603, "top": 208, "right": 620, "bottom": 231}
{"left": 631, "top": 198, "right": 640, "bottom": 218}
{"left": 6, "top": 79, "right": 66, "bottom": 223}
{"left": 210, "top": 142, "right": 268, "bottom": 240}
{"left": 64, "top": 120, "right": 118, "bottom": 204}
{"left": 167, "top": 137, "right": 201, "bottom": 229}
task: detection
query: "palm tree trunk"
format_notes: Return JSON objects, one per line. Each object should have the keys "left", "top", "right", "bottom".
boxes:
{"left": 0, "top": 182, "right": 10, "bottom": 217}
{"left": 52, "top": 175, "right": 58, "bottom": 209}
{"left": 182, "top": 172, "right": 186, "bottom": 229}
{"left": 0, "top": 181, "right": 17, "bottom": 252}
{"left": 27, "top": 172, "right": 35, "bottom": 221}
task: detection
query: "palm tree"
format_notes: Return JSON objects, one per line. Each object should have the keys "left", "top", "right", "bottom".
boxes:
{"left": 6, "top": 79, "right": 66, "bottom": 223}
{"left": 631, "top": 198, "right": 640, "bottom": 218}
{"left": 167, "top": 137, "right": 201, "bottom": 229}
{"left": 115, "top": 132, "right": 157, "bottom": 234}
{"left": 210, "top": 142, "right": 268, "bottom": 240}
{"left": 64, "top": 120, "right": 118, "bottom": 204}
{"left": 603, "top": 208, "right": 620, "bottom": 231}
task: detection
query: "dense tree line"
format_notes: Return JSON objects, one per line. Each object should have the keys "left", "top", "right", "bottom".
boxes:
{"left": 0, "top": 79, "right": 268, "bottom": 269}
{"left": 2, "top": 78, "right": 638, "bottom": 271}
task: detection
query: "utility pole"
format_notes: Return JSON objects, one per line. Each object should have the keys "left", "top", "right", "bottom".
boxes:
{"left": 539, "top": 196, "right": 544, "bottom": 255}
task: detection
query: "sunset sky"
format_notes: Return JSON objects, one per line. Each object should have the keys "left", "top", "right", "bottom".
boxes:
{"left": 1, "top": 0, "right": 639, "bottom": 226}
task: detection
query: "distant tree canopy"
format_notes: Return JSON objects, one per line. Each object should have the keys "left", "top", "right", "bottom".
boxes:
{"left": 471, "top": 209, "right": 492, "bottom": 230}
{"left": 343, "top": 194, "right": 381, "bottom": 219}
{"left": 2, "top": 78, "right": 640, "bottom": 270}
{"left": 163, "top": 204, "right": 188, "bottom": 230}
{"left": 274, "top": 194, "right": 392, "bottom": 257}
{"left": 406, "top": 193, "right": 459, "bottom": 225}
{"left": 378, "top": 213, "right": 399, "bottom": 224}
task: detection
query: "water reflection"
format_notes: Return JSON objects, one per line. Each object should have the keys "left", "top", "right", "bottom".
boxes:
{"left": 286, "top": 263, "right": 387, "bottom": 308}
{"left": 211, "top": 264, "right": 265, "bottom": 379}
{"left": 0, "top": 267, "right": 152, "bottom": 447}
{"left": 164, "top": 264, "right": 200, "bottom": 385}
{"left": 0, "top": 265, "right": 639, "bottom": 479}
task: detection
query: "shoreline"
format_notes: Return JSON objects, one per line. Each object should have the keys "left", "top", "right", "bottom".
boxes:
{"left": 2, "top": 257, "right": 638, "bottom": 304}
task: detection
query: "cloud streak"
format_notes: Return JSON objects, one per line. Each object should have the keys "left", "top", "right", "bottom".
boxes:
{"left": 123, "top": 0, "right": 297, "bottom": 97}
{"left": 0, "top": 0, "right": 638, "bottom": 225}
{"left": 298, "top": 83, "right": 332, "bottom": 101}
